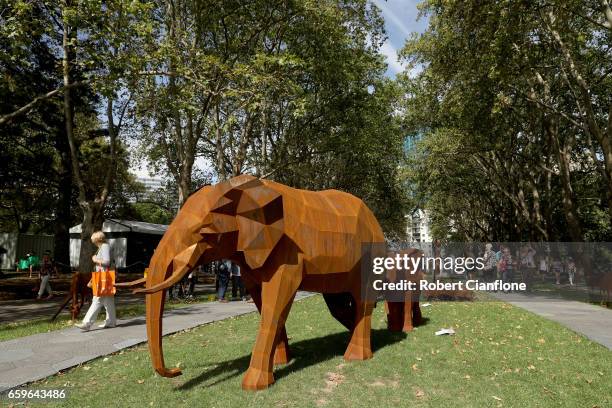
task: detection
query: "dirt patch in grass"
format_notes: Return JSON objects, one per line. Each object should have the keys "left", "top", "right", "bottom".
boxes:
{"left": 424, "top": 288, "right": 474, "bottom": 301}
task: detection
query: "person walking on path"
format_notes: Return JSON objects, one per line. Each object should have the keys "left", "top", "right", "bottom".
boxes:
{"left": 36, "top": 251, "right": 55, "bottom": 300}
{"left": 76, "top": 231, "right": 116, "bottom": 331}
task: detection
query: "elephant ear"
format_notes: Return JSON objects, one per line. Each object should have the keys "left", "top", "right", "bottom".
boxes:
{"left": 232, "top": 182, "right": 284, "bottom": 270}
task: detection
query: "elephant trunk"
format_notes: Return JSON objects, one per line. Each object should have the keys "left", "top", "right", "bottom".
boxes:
{"left": 146, "top": 289, "right": 181, "bottom": 377}
{"left": 141, "top": 241, "right": 210, "bottom": 378}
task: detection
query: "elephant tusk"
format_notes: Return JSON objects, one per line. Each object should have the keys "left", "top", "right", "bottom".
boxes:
{"left": 133, "top": 269, "right": 191, "bottom": 295}
{"left": 115, "top": 277, "right": 147, "bottom": 288}
{"left": 134, "top": 285, "right": 164, "bottom": 295}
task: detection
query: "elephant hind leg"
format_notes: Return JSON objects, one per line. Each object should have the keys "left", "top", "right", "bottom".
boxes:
{"left": 412, "top": 300, "right": 422, "bottom": 326}
{"left": 323, "top": 293, "right": 355, "bottom": 330}
{"left": 385, "top": 301, "right": 405, "bottom": 332}
{"left": 343, "top": 299, "right": 374, "bottom": 361}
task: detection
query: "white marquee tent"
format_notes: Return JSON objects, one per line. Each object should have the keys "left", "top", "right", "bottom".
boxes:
{"left": 69, "top": 219, "right": 167, "bottom": 270}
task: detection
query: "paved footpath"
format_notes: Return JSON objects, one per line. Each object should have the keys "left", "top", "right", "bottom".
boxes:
{"left": 0, "top": 282, "right": 217, "bottom": 323}
{"left": 0, "top": 292, "right": 312, "bottom": 392}
{"left": 491, "top": 292, "right": 612, "bottom": 350}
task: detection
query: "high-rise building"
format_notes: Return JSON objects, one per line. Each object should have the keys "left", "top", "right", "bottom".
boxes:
{"left": 132, "top": 177, "right": 164, "bottom": 202}
{"left": 405, "top": 209, "right": 432, "bottom": 243}
{"left": 137, "top": 177, "right": 164, "bottom": 193}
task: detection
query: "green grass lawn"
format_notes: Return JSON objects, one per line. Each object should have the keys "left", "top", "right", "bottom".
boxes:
{"left": 21, "top": 296, "right": 612, "bottom": 407}
{"left": 0, "top": 295, "right": 213, "bottom": 342}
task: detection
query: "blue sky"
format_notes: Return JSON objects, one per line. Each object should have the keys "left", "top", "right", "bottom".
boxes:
{"left": 371, "top": 0, "right": 429, "bottom": 77}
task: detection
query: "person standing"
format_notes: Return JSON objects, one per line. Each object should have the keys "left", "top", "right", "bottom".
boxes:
{"left": 76, "top": 231, "right": 116, "bottom": 330}
{"left": 500, "top": 247, "right": 514, "bottom": 292}
{"left": 231, "top": 262, "right": 246, "bottom": 301}
{"left": 520, "top": 244, "right": 536, "bottom": 291}
{"left": 495, "top": 245, "right": 505, "bottom": 280}
{"left": 186, "top": 269, "right": 197, "bottom": 298}
{"left": 552, "top": 258, "right": 563, "bottom": 285}
{"left": 28, "top": 252, "right": 40, "bottom": 278}
{"left": 538, "top": 256, "right": 548, "bottom": 282}
{"left": 217, "top": 259, "right": 231, "bottom": 302}
{"left": 482, "top": 243, "right": 496, "bottom": 283}
{"left": 566, "top": 258, "right": 577, "bottom": 286}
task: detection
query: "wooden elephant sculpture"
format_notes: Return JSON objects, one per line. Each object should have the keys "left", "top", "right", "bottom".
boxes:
{"left": 118, "top": 175, "right": 386, "bottom": 390}
{"left": 385, "top": 248, "right": 424, "bottom": 332}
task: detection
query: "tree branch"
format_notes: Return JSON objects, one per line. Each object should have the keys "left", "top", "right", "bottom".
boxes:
{"left": 0, "top": 81, "right": 88, "bottom": 126}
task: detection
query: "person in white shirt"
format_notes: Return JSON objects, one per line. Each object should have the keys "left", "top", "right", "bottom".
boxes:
{"left": 230, "top": 262, "right": 247, "bottom": 300}
{"left": 76, "top": 231, "right": 117, "bottom": 331}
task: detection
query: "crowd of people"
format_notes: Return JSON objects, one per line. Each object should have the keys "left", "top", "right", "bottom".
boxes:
{"left": 481, "top": 243, "right": 579, "bottom": 290}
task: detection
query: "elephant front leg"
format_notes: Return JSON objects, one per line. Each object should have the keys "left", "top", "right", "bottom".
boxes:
{"left": 242, "top": 278, "right": 291, "bottom": 366}
{"left": 242, "top": 261, "right": 302, "bottom": 390}
{"left": 344, "top": 300, "right": 374, "bottom": 361}
{"left": 273, "top": 326, "right": 291, "bottom": 365}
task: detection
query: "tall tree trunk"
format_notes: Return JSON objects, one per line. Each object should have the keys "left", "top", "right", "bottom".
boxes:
{"left": 546, "top": 12, "right": 612, "bottom": 222}
{"left": 62, "top": 12, "right": 90, "bottom": 272}
{"left": 53, "top": 126, "right": 72, "bottom": 268}
{"left": 546, "top": 116, "right": 583, "bottom": 241}
{"left": 177, "top": 168, "right": 192, "bottom": 209}
{"left": 77, "top": 203, "right": 104, "bottom": 274}
{"left": 62, "top": 14, "right": 117, "bottom": 272}
{"left": 557, "top": 146, "right": 582, "bottom": 241}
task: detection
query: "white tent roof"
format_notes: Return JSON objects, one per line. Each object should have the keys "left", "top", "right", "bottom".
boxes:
{"left": 69, "top": 219, "right": 168, "bottom": 235}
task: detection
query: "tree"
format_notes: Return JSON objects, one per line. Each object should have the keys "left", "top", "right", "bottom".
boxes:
{"left": 399, "top": 0, "right": 611, "bottom": 242}
{"left": 134, "top": 0, "right": 406, "bottom": 235}
{"left": 1, "top": 0, "right": 154, "bottom": 271}
{"left": 0, "top": 0, "right": 83, "bottom": 264}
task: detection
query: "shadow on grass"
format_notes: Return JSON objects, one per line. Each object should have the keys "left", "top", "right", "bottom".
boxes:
{"left": 176, "top": 328, "right": 407, "bottom": 390}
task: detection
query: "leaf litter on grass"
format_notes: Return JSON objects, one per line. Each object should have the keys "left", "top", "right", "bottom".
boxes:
{"left": 21, "top": 296, "right": 612, "bottom": 407}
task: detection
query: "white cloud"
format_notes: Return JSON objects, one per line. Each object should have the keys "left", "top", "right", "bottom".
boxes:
{"left": 380, "top": 40, "right": 406, "bottom": 75}
{"left": 372, "top": 0, "right": 414, "bottom": 38}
